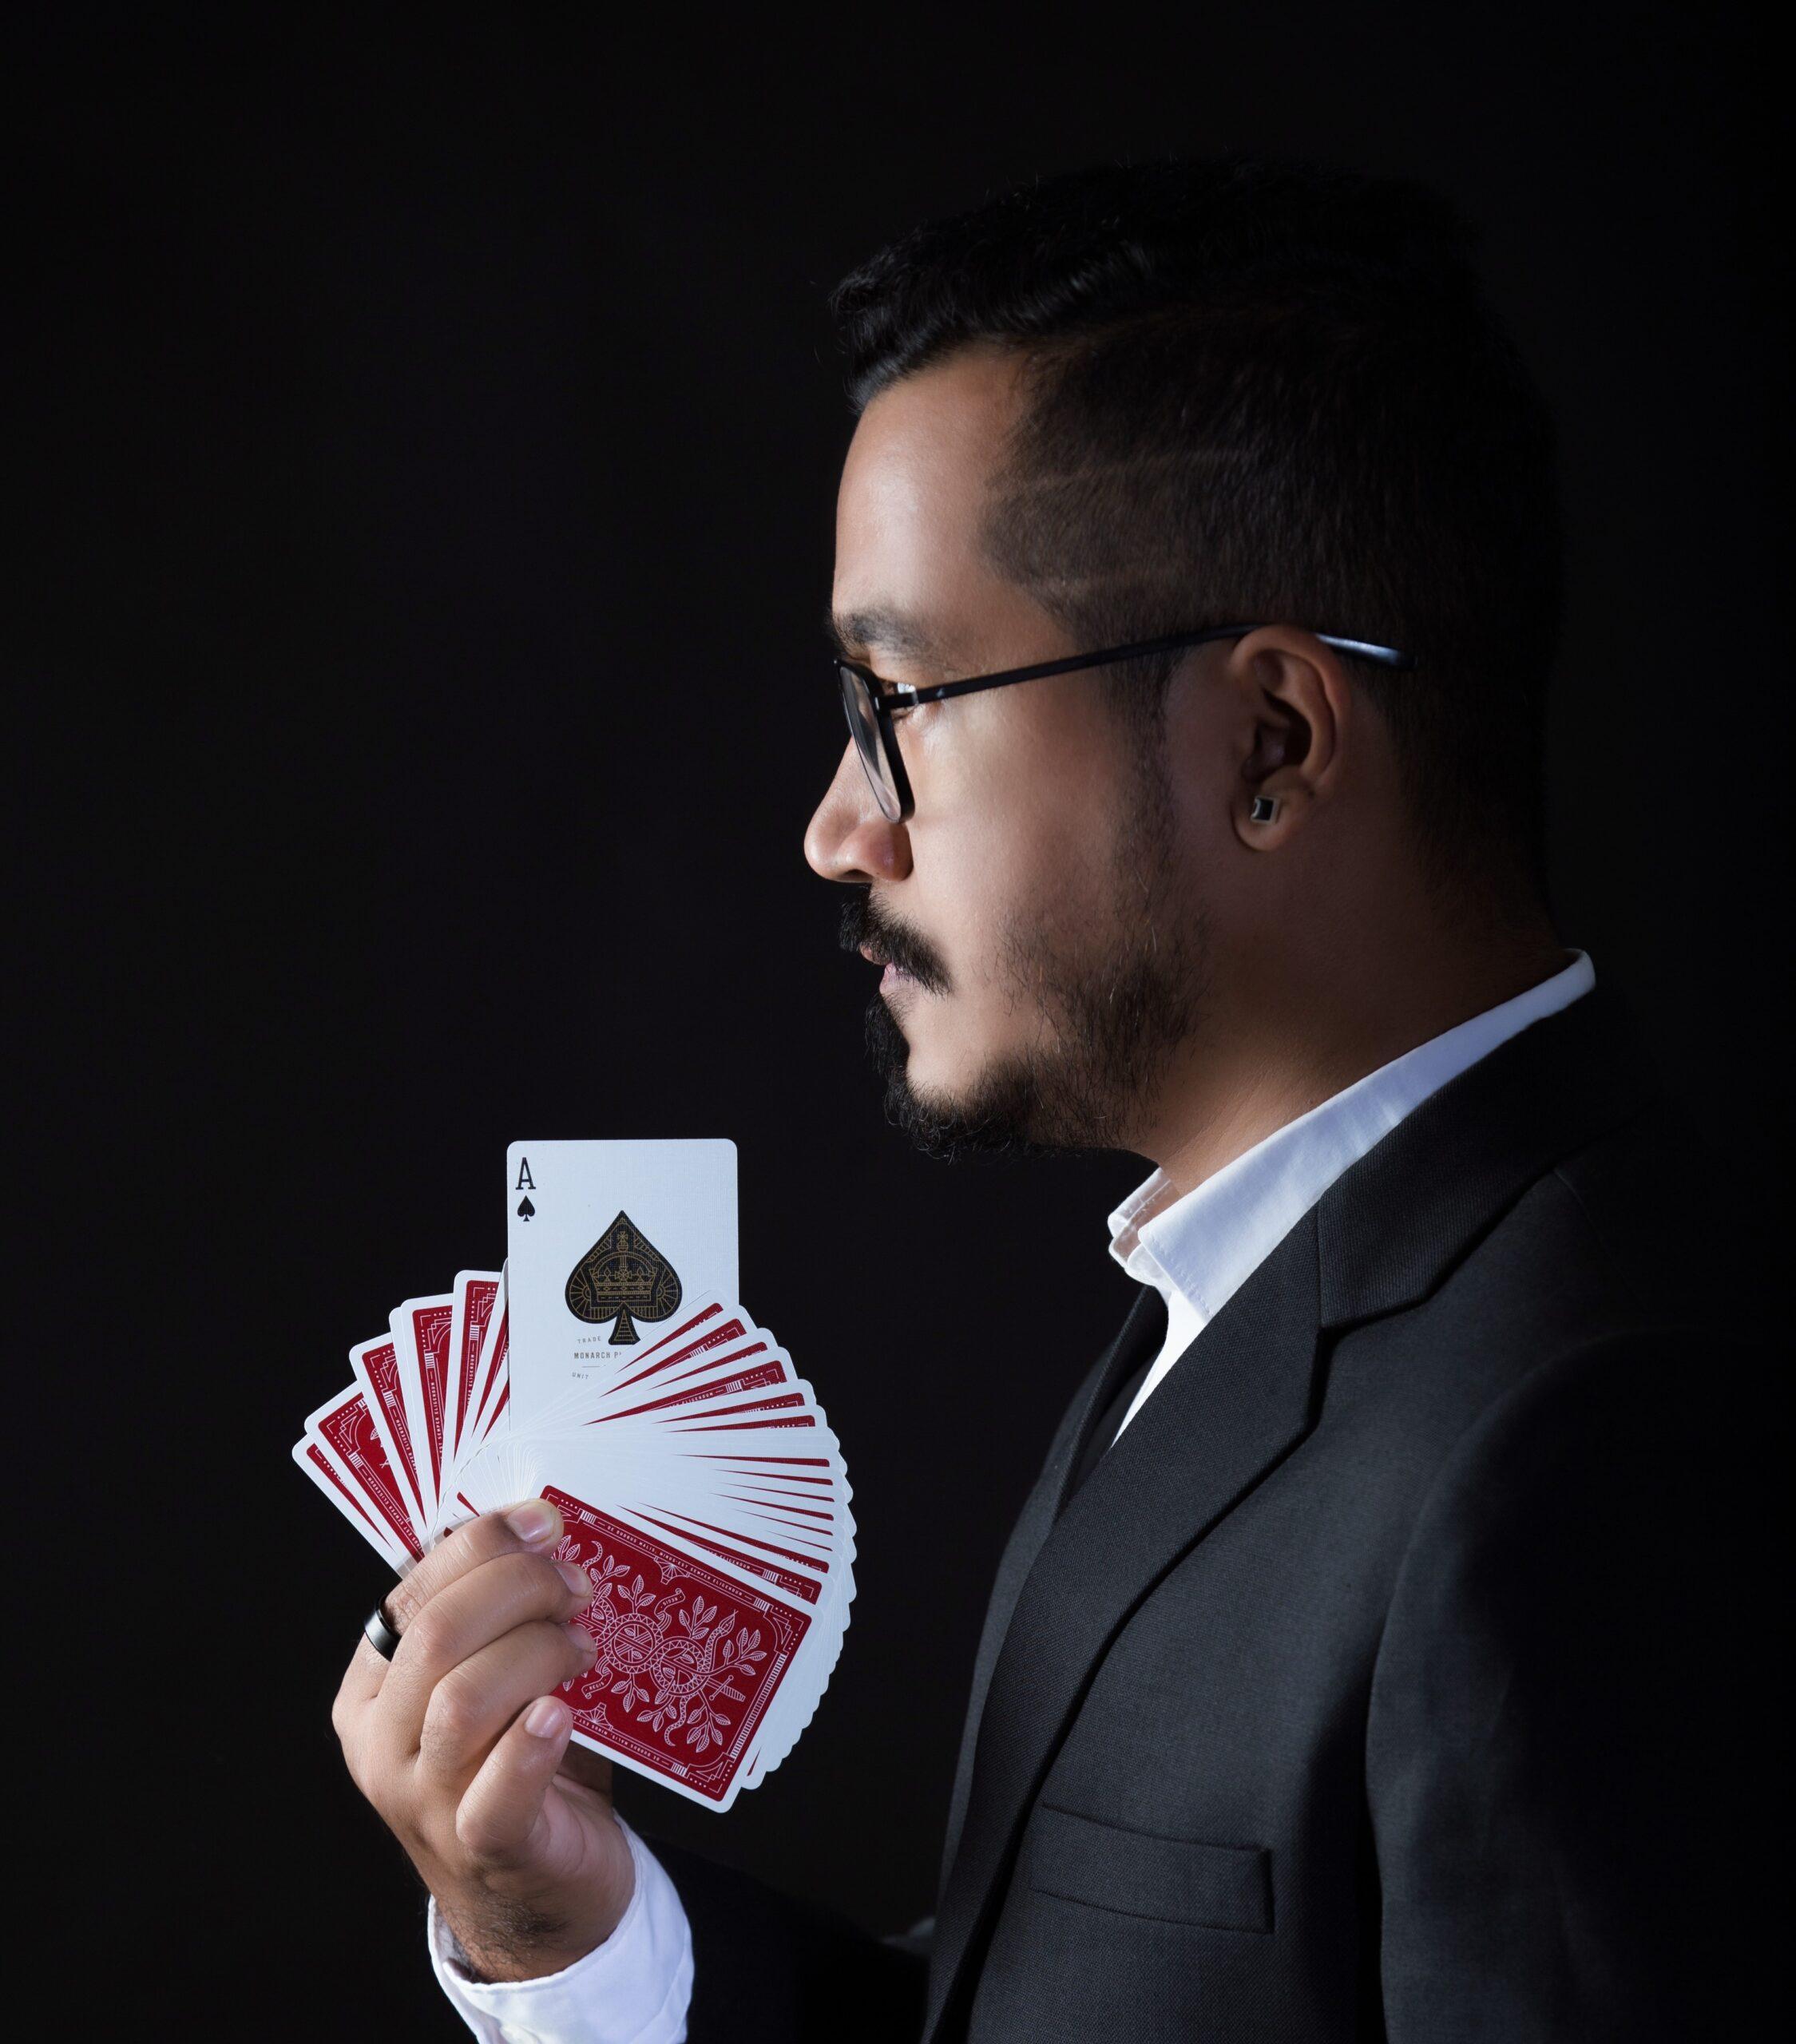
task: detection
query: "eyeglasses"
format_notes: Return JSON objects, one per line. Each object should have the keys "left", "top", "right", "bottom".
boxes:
{"left": 834, "top": 624, "right": 1415, "bottom": 823}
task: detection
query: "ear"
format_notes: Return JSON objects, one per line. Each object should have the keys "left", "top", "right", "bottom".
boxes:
{"left": 1223, "top": 626, "right": 1352, "bottom": 851}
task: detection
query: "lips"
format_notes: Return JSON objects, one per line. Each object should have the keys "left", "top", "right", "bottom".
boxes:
{"left": 858, "top": 941, "right": 922, "bottom": 993}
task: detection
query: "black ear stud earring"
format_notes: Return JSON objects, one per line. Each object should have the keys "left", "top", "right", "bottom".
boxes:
{"left": 1249, "top": 795, "right": 1281, "bottom": 823}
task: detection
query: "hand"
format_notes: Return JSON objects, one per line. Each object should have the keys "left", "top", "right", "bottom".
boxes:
{"left": 333, "top": 1499, "right": 636, "bottom": 1982}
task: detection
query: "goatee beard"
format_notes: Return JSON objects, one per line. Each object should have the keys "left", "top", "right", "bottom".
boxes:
{"left": 858, "top": 752, "right": 1209, "bottom": 1165}
{"left": 862, "top": 918, "right": 1208, "bottom": 1164}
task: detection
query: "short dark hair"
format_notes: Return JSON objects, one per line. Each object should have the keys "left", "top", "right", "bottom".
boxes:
{"left": 829, "top": 155, "right": 1562, "bottom": 923}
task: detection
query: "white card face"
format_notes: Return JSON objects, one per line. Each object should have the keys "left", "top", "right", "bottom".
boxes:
{"left": 505, "top": 1140, "right": 738, "bottom": 1427}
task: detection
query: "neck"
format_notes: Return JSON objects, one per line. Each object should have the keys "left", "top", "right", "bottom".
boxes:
{"left": 1137, "top": 920, "right": 1572, "bottom": 1203}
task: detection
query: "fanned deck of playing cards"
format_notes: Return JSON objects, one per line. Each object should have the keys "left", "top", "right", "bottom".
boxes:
{"left": 292, "top": 1140, "right": 854, "bottom": 1812}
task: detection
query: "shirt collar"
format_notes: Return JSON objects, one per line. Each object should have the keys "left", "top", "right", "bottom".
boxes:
{"left": 1107, "top": 949, "right": 1596, "bottom": 1325}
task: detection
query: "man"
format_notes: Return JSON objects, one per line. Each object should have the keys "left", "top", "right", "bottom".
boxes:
{"left": 332, "top": 157, "right": 1769, "bottom": 2039}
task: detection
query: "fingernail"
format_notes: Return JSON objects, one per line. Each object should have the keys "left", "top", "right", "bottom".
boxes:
{"left": 505, "top": 1499, "right": 559, "bottom": 1547}
{"left": 570, "top": 1623, "right": 598, "bottom": 1666}
{"left": 557, "top": 1560, "right": 593, "bottom": 1597}
{"left": 524, "top": 1697, "right": 568, "bottom": 1739}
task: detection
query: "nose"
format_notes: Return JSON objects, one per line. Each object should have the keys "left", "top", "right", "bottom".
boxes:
{"left": 804, "top": 739, "right": 912, "bottom": 883}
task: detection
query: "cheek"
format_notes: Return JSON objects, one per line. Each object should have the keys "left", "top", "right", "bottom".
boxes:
{"left": 906, "top": 695, "right": 1134, "bottom": 980}
{"left": 928, "top": 791, "right": 1117, "bottom": 1001}
{"left": 910, "top": 814, "right": 1014, "bottom": 988}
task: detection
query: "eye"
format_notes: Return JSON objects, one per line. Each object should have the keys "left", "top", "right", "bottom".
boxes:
{"left": 876, "top": 683, "right": 921, "bottom": 722}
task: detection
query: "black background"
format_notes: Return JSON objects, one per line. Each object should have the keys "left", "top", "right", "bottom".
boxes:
{"left": 22, "top": 8, "right": 1778, "bottom": 2030}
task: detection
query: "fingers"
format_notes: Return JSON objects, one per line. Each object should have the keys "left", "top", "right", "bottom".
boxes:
{"left": 332, "top": 1498, "right": 580, "bottom": 1797}
{"left": 375, "top": 1549, "right": 594, "bottom": 1742}
{"left": 454, "top": 1696, "right": 580, "bottom": 1871}
{"left": 333, "top": 1634, "right": 396, "bottom": 1735}
{"left": 417, "top": 1619, "right": 598, "bottom": 1782}
{"left": 383, "top": 1499, "right": 566, "bottom": 1633}
{"left": 555, "top": 1740, "right": 616, "bottom": 1799}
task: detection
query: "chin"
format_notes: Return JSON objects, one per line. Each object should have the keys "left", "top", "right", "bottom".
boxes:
{"left": 868, "top": 987, "right": 982, "bottom": 1106}
{"left": 887, "top": 1011, "right": 985, "bottom": 1098}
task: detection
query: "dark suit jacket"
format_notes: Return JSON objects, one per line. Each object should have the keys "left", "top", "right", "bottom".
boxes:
{"left": 650, "top": 984, "right": 1774, "bottom": 2040}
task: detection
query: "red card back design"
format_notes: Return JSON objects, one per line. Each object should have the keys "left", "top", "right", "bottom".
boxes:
{"left": 303, "top": 1440, "right": 381, "bottom": 1535}
{"left": 544, "top": 1487, "right": 811, "bottom": 1804}
{"left": 406, "top": 1302, "right": 454, "bottom": 1492}
{"left": 454, "top": 1278, "right": 500, "bottom": 1453}
{"left": 470, "top": 1308, "right": 509, "bottom": 1436}
{"left": 359, "top": 1339, "right": 423, "bottom": 1514}
{"left": 317, "top": 1391, "right": 422, "bottom": 1559}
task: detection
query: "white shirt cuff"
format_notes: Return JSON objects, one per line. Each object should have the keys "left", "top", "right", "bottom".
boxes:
{"left": 428, "top": 1815, "right": 694, "bottom": 2044}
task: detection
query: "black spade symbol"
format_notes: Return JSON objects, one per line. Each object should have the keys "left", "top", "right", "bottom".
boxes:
{"left": 517, "top": 1196, "right": 536, "bottom": 1220}
{"left": 564, "top": 1209, "right": 681, "bottom": 1344}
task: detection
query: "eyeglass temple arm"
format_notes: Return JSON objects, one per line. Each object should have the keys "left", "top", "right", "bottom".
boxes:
{"left": 878, "top": 627, "right": 1413, "bottom": 706}
{"left": 1312, "top": 635, "right": 1416, "bottom": 670}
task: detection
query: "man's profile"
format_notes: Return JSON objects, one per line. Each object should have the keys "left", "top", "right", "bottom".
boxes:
{"left": 329, "top": 154, "right": 1766, "bottom": 2042}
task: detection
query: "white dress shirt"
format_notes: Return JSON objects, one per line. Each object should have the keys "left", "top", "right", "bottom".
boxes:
{"left": 1105, "top": 948, "right": 1596, "bottom": 1440}
{"left": 432, "top": 947, "right": 1596, "bottom": 2042}
{"left": 430, "top": 1813, "right": 693, "bottom": 2043}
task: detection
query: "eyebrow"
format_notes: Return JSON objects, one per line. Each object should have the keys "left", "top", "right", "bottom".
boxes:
{"left": 823, "top": 603, "right": 950, "bottom": 666}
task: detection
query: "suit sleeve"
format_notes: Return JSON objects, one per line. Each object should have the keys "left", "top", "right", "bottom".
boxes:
{"left": 1366, "top": 1324, "right": 1770, "bottom": 2039}
{"left": 640, "top": 1835, "right": 927, "bottom": 2044}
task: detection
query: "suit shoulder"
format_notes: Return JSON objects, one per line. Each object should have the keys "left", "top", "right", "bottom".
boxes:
{"left": 1550, "top": 1095, "right": 1775, "bottom": 1338}
{"left": 1324, "top": 1097, "right": 1767, "bottom": 1462}
{"left": 1434, "top": 1091, "right": 1761, "bottom": 1353}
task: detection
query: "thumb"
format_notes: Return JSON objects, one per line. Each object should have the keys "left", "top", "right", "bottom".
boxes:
{"left": 454, "top": 1695, "right": 578, "bottom": 1872}
{"left": 557, "top": 1739, "right": 615, "bottom": 1800}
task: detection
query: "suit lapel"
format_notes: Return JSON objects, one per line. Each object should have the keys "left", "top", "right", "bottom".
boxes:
{"left": 922, "top": 983, "right": 1661, "bottom": 2042}
{"left": 1311, "top": 980, "right": 1658, "bottom": 1329}
{"left": 925, "top": 1210, "right": 1323, "bottom": 2040}
{"left": 936, "top": 1285, "right": 1166, "bottom": 1896}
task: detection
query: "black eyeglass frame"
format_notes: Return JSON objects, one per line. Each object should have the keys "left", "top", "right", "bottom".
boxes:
{"left": 835, "top": 623, "right": 1415, "bottom": 823}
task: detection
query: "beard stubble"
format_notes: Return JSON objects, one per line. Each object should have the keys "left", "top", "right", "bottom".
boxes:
{"left": 858, "top": 739, "right": 1211, "bottom": 1163}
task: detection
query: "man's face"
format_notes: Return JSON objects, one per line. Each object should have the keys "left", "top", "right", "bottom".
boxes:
{"left": 803, "top": 345, "right": 1211, "bottom": 1159}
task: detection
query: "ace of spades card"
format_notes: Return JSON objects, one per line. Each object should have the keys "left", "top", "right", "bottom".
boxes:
{"left": 297, "top": 1133, "right": 856, "bottom": 1812}
{"left": 505, "top": 1139, "right": 738, "bottom": 1426}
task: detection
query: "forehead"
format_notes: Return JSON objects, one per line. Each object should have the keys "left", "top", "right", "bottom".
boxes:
{"left": 833, "top": 347, "right": 1033, "bottom": 638}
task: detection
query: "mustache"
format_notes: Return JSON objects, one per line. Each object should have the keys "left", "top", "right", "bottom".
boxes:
{"left": 837, "top": 887, "right": 951, "bottom": 994}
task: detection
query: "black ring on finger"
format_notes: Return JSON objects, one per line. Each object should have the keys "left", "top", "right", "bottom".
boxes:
{"left": 363, "top": 1601, "right": 402, "bottom": 1660}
